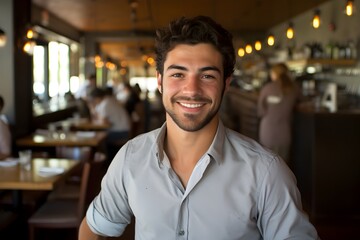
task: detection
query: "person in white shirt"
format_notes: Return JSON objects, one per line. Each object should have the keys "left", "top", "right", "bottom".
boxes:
{"left": 75, "top": 73, "right": 97, "bottom": 100}
{"left": 88, "top": 88, "right": 131, "bottom": 159}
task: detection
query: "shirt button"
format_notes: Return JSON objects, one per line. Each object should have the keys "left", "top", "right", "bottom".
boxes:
{"left": 178, "top": 230, "right": 185, "bottom": 236}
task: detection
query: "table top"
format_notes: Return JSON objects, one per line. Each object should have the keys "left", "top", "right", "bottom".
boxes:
{"left": 0, "top": 158, "right": 81, "bottom": 190}
{"left": 16, "top": 130, "right": 107, "bottom": 147}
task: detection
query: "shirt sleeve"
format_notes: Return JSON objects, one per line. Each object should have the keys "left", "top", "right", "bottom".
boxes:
{"left": 257, "top": 156, "right": 320, "bottom": 240}
{"left": 86, "top": 143, "right": 133, "bottom": 237}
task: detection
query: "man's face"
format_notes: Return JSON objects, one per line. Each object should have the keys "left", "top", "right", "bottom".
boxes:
{"left": 157, "top": 43, "right": 230, "bottom": 132}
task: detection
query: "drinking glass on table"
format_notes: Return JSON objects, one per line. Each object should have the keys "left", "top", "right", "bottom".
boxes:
{"left": 19, "top": 149, "right": 32, "bottom": 171}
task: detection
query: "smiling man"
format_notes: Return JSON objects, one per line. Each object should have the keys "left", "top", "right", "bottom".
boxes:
{"left": 79, "top": 16, "right": 319, "bottom": 240}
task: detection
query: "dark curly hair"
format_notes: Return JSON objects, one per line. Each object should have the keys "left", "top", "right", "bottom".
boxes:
{"left": 155, "top": 16, "right": 235, "bottom": 81}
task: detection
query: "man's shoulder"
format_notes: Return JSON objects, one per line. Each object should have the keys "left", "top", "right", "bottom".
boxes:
{"left": 223, "top": 127, "right": 278, "bottom": 165}
{"left": 125, "top": 128, "right": 161, "bottom": 151}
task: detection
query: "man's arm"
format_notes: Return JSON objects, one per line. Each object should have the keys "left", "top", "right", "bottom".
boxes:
{"left": 78, "top": 218, "right": 106, "bottom": 240}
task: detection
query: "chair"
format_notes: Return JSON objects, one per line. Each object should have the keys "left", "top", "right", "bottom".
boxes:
{"left": 28, "top": 156, "right": 105, "bottom": 240}
{"left": 56, "top": 146, "right": 92, "bottom": 183}
{"left": 48, "top": 151, "right": 106, "bottom": 200}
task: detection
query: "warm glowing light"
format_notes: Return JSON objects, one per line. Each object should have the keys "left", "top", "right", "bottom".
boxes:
{"left": 312, "top": 10, "right": 321, "bottom": 28}
{"left": 346, "top": 0, "right": 354, "bottom": 16}
{"left": 147, "top": 57, "right": 155, "bottom": 65}
{"left": 238, "top": 48, "right": 245, "bottom": 57}
{"left": 106, "top": 62, "right": 116, "bottom": 70}
{"left": 95, "top": 61, "right": 104, "bottom": 68}
{"left": 26, "top": 30, "right": 33, "bottom": 39}
{"left": 94, "top": 55, "right": 101, "bottom": 63}
{"left": 245, "top": 44, "right": 252, "bottom": 54}
{"left": 121, "top": 60, "right": 128, "bottom": 67}
{"left": 23, "top": 40, "right": 36, "bottom": 55}
{"left": 286, "top": 23, "right": 294, "bottom": 39}
{"left": 120, "top": 68, "right": 127, "bottom": 75}
{"left": 267, "top": 34, "right": 275, "bottom": 46}
{"left": 254, "top": 41, "right": 262, "bottom": 51}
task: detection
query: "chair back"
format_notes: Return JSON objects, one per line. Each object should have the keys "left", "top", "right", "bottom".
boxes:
{"left": 77, "top": 154, "right": 106, "bottom": 223}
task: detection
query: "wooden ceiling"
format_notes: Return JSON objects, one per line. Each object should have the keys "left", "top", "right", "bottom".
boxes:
{"left": 32, "top": 0, "right": 329, "bottom": 66}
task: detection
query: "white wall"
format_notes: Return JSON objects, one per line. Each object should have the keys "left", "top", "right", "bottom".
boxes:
{"left": 0, "top": 0, "right": 15, "bottom": 122}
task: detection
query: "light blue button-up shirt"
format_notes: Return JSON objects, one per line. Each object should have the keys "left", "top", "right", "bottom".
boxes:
{"left": 86, "top": 121, "right": 319, "bottom": 239}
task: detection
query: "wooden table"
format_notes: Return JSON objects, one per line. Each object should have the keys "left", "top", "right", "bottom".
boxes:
{"left": 0, "top": 158, "right": 81, "bottom": 208}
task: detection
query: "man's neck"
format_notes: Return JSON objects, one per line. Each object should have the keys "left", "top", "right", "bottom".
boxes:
{"left": 164, "top": 116, "right": 218, "bottom": 165}
{"left": 164, "top": 116, "right": 219, "bottom": 187}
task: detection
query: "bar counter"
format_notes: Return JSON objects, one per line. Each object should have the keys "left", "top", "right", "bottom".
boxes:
{"left": 223, "top": 87, "right": 360, "bottom": 222}
{"left": 293, "top": 101, "right": 360, "bottom": 222}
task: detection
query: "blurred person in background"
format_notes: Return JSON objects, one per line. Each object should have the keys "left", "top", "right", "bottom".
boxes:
{"left": 75, "top": 73, "right": 97, "bottom": 100}
{"left": 0, "top": 95, "right": 11, "bottom": 160}
{"left": 258, "top": 63, "right": 300, "bottom": 163}
{"left": 88, "top": 88, "right": 131, "bottom": 159}
{"left": 74, "top": 74, "right": 96, "bottom": 119}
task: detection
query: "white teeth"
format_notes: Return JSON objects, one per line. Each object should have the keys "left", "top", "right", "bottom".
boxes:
{"left": 180, "top": 103, "right": 203, "bottom": 108}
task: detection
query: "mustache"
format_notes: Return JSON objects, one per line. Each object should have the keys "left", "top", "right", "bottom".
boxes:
{"left": 171, "top": 95, "right": 212, "bottom": 104}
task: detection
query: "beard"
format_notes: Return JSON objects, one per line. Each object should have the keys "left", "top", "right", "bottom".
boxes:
{"left": 163, "top": 95, "right": 220, "bottom": 132}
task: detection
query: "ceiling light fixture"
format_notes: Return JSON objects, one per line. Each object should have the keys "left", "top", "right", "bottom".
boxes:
{"left": 23, "top": 40, "right": 36, "bottom": 55}
{"left": 0, "top": 28, "right": 6, "bottom": 47}
{"left": 345, "top": 0, "right": 354, "bottom": 16}
{"left": 23, "top": 26, "right": 39, "bottom": 55}
{"left": 238, "top": 48, "right": 245, "bottom": 57}
{"left": 286, "top": 22, "right": 294, "bottom": 39}
{"left": 254, "top": 41, "right": 262, "bottom": 51}
{"left": 245, "top": 44, "right": 253, "bottom": 54}
{"left": 267, "top": 34, "right": 275, "bottom": 46}
{"left": 312, "top": 9, "right": 321, "bottom": 28}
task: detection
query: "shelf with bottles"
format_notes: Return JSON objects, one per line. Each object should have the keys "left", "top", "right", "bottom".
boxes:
{"left": 287, "top": 58, "right": 357, "bottom": 69}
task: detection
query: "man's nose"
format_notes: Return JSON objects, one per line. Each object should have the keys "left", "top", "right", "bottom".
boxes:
{"left": 183, "top": 75, "right": 201, "bottom": 94}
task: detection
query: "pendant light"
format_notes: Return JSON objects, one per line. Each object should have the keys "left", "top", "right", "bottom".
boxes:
{"left": 286, "top": 22, "right": 294, "bottom": 39}
{"left": 345, "top": 0, "right": 354, "bottom": 16}
{"left": 254, "top": 41, "right": 262, "bottom": 51}
{"left": 267, "top": 33, "right": 275, "bottom": 46}
{"left": 312, "top": 9, "right": 321, "bottom": 28}
{"left": 245, "top": 44, "right": 253, "bottom": 54}
{"left": 238, "top": 47, "right": 245, "bottom": 57}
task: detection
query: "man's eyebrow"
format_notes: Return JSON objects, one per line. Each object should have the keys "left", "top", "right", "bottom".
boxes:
{"left": 199, "top": 66, "right": 221, "bottom": 73}
{"left": 166, "top": 64, "right": 187, "bottom": 71}
{"left": 166, "top": 65, "right": 221, "bottom": 74}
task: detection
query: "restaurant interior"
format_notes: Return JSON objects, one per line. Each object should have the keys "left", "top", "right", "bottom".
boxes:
{"left": 0, "top": 0, "right": 359, "bottom": 239}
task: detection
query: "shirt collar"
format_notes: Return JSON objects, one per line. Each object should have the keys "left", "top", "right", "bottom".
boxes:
{"left": 155, "top": 120, "right": 226, "bottom": 167}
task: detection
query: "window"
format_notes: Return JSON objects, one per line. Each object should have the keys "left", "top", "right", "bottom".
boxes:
{"left": 33, "top": 45, "right": 46, "bottom": 100}
{"left": 32, "top": 40, "right": 80, "bottom": 100}
{"left": 48, "top": 41, "right": 70, "bottom": 97}
{"left": 32, "top": 34, "right": 81, "bottom": 115}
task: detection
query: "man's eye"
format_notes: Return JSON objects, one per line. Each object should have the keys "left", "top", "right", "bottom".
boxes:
{"left": 202, "top": 74, "right": 215, "bottom": 79}
{"left": 171, "top": 73, "right": 183, "bottom": 78}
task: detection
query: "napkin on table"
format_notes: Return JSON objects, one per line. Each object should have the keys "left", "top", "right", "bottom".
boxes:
{"left": 0, "top": 158, "right": 19, "bottom": 167}
{"left": 38, "top": 167, "right": 65, "bottom": 177}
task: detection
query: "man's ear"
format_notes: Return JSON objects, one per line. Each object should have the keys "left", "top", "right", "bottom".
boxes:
{"left": 156, "top": 71, "right": 162, "bottom": 93}
{"left": 224, "top": 75, "right": 232, "bottom": 92}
